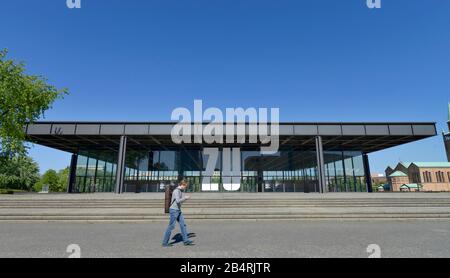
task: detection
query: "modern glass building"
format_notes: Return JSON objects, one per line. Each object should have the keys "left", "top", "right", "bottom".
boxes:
{"left": 25, "top": 122, "right": 436, "bottom": 194}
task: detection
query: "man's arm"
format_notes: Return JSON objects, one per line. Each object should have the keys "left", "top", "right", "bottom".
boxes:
{"left": 174, "top": 189, "right": 187, "bottom": 205}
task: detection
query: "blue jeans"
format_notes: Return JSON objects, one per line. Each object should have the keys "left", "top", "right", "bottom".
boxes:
{"left": 162, "top": 209, "right": 189, "bottom": 245}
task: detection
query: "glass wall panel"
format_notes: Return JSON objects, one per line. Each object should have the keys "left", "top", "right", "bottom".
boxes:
{"left": 241, "top": 150, "right": 319, "bottom": 193}
{"left": 350, "top": 153, "right": 366, "bottom": 192}
{"left": 123, "top": 149, "right": 205, "bottom": 193}
{"left": 74, "top": 151, "right": 117, "bottom": 193}
{"left": 323, "top": 150, "right": 367, "bottom": 193}
{"left": 324, "top": 151, "right": 344, "bottom": 192}
{"left": 96, "top": 160, "right": 106, "bottom": 192}
{"left": 343, "top": 153, "right": 356, "bottom": 192}
{"left": 241, "top": 151, "right": 260, "bottom": 192}
{"left": 75, "top": 155, "right": 88, "bottom": 193}
{"left": 291, "top": 150, "right": 318, "bottom": 193}
{"left": 104, "top": 162, "right": 114, "bottom": 192}
{"left": 124, "top": 151, "right": 152, "bottom": 193}
{"left": 181, "top": 149, "right": 202, "bottom": 193}
{"left": 158, "top": 151, "right": 178, "bottom": 171}
{"left": 202, "top": 149, "right": 221, "bottom": 192}
{"left": 72, "top": 145, "right": 367, "bottom": 193}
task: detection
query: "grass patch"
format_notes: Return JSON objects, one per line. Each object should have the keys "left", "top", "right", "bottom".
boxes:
{"left": 0, "top": 189, "right": 27, "bottom": 194}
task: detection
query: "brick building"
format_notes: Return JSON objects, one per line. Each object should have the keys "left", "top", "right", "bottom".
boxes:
{"left": 386, "top": 162, "right": 450, "bottom": 192}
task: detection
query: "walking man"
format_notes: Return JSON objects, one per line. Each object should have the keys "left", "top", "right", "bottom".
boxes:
{"left": 162, "top": 179, "right": 194, "bottom": 247}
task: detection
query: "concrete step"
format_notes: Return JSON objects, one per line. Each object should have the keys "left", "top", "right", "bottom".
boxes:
{"left": 1, "top": 198, "right": 449, "bottom": 203}
{"left": 3, "top": 200, "right": 422, "bottom": 203}
{"left": 2, "top": 214, "right": 450, "bottom": 221}
{"left": 2, "top": 206, "right": 450, "bottom": 221}
{"left": 0, "top": 203, "right": 450, "bottom": 207}
{"left": 1, "top": 194, "right": 450, "bottom": 221}
{"left": 2, "top": 199, "right": 449, "bottom": 203}
{"left": 2, "top": 200, "right": 450, "bottom": 210}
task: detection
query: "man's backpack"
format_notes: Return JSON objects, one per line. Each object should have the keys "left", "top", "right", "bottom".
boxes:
{"left": 164, "top": 184, "right": 178, "bottom": 213}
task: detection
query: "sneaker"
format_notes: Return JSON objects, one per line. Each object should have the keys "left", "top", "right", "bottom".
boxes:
{"left": 162, "top": 243, "right": 173, "bottom": 247}
{"left": 183, "top": 240, "right": 195, "bottom": 246}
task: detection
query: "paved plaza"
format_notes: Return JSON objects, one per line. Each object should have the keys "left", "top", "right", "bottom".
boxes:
{"left": 1, "top": 220, "right": 449, "bottom": 258}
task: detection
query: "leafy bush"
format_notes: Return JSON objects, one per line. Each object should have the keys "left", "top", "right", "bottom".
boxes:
{"left": 0, "top": 189, "right": 14, "bottom": 194}
{"left": 0, "top": 156, "right": 40, "bottom": 190}
{"left": 34, "top": 168, "right": 69, "bottom": 192}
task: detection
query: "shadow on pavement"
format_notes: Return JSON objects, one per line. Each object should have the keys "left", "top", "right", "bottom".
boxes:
{"left": 170, "top": 233, "right": 196, "bottom": 244}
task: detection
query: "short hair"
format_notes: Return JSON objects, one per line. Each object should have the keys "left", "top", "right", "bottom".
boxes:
{"left": 179, "top": 179, "right": 189, "bottom": 187}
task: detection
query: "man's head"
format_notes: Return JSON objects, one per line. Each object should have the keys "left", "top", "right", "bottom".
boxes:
{"left": 179, "top": 179, "right": 189, "bottom": 190}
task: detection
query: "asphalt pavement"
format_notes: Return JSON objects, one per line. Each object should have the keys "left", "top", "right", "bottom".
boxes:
{"left": 0, "top": 220, "right": 449, "bottom": 258}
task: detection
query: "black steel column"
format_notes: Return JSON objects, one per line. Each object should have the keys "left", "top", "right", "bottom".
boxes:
{"left": 115, "top": 136, "right": 127, "bottom": 194}
{"left": 257, "top": 157, "right": 264, "bottom": 193}
{"left": 363, "top": 153, "right": 373, "bottom": 193}
{"left": 67, "top": 153, "right": 78, "bottom": 193}
{"left": 315, "top": 136, "right": 326, "bottom": 194}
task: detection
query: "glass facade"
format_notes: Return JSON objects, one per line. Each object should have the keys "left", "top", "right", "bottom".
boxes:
{"left": 73, "top": 150, "right": 117, "bottom": 193}
{"left": 241, "top": 150, "right": 319, "bottom": 193}
{"left": 324, "top": 151, "right": 366, "bottom": 192}
{"left": 73, "top": 147, "right": 368, "bottom": 193}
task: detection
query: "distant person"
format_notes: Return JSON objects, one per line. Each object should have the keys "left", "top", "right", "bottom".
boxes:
{"left": 162, "top": 180, "right": 194, "bottom": 247}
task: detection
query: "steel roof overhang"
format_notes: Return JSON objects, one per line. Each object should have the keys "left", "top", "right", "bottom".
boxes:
{"left": 24, "top": 121, "right": 437, "bottom": 154}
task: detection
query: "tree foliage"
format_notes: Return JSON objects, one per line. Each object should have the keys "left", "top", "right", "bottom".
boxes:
{"left": 0, "top": 155, "right": 40, "bottom": 190}
{"left": 34, "top": 168, "right": 69, "bottom": 192}
{"left": 0, "top": 49, "right": 67, "bottom": 157}
{"left": 57, "top": 167, "right": 70, "bottom": 192}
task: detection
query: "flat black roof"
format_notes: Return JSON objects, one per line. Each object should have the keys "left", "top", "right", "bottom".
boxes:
{"left": 25, "top": 121, "right": 437, "bottom": 154}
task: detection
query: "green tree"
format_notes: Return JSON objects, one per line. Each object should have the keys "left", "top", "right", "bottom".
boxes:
{"left": 0, "top": 155, "right": 40, "bottom": 190}
{"left": 0, "top": 49, "right": 67, "bottom": 157}
{"left": 57, "top": 167, "right": 70, "bottom": 192}
{"left": 34, "top": 167, "right": 69, "bottom": 192}
{"left": 34, "top": 169, "right": 59, "bottom": 192}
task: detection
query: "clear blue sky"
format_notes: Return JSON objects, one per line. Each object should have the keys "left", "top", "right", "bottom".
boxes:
{"left": 1, "top": 0, "right": 449, "bottom": 174}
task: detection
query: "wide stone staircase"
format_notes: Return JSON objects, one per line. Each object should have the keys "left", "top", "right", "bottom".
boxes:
{"left": 1, "top": 193, "right": 450, "bottom": 221}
